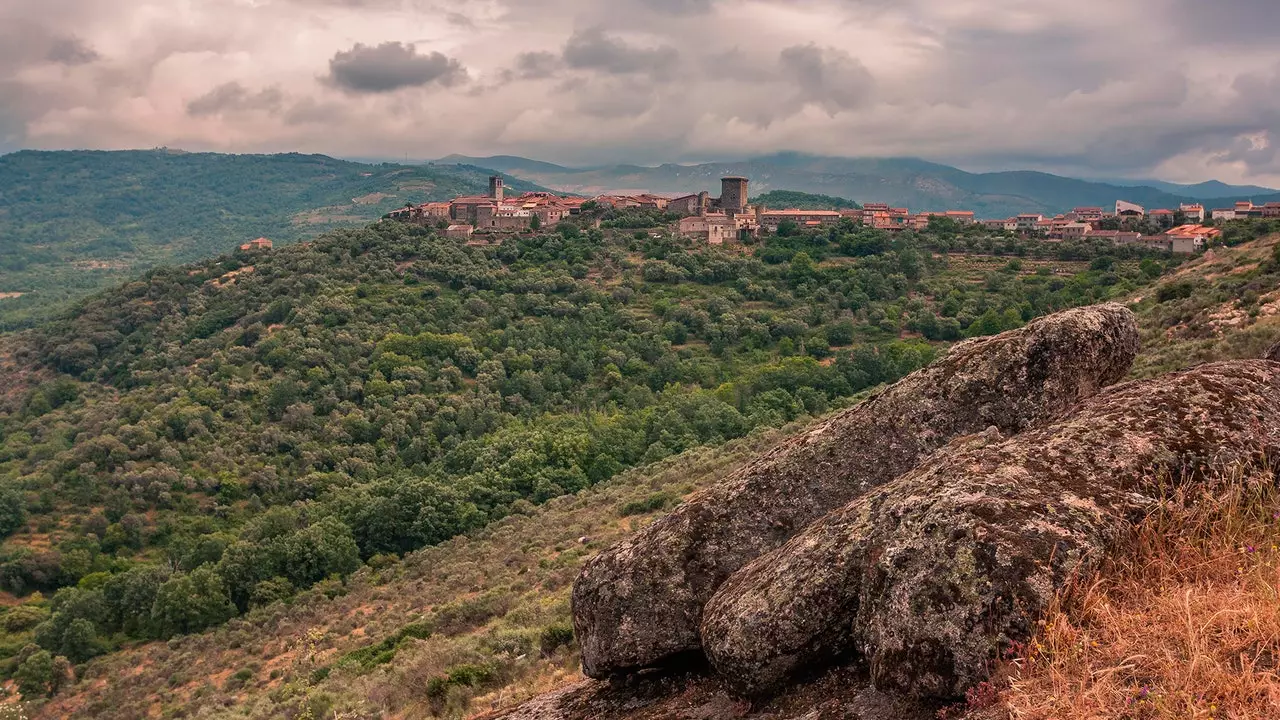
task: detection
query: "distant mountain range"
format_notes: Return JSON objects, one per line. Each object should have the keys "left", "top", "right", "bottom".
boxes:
{"left": 437, "top": 153, "right": 1280, "bottom": 219}
{"left": 1101, "top": 178, "right": 1278, "bottom": 199}
{"left": 0, "top": 150, "right": 544, "bottom": 329}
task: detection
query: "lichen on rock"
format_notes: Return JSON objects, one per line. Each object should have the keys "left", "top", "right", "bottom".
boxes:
{"left": 572, "top": 304, "right": 1140, "bottom": 678}
{"left": 700, "top": 360, "right": 1280, "bottom": 699}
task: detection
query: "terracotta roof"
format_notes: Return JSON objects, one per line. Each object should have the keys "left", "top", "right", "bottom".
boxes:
{"left": 762, "top": 209, "right": 842, "bottom": 217}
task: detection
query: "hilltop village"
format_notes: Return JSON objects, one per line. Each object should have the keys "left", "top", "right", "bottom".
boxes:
{"left": 384, "top": 174, "right": 1280, "bottom": 255}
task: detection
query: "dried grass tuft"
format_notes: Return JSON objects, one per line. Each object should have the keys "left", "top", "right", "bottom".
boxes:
{"left": 996, "top": 468, "right": 1280, "bottom": 720}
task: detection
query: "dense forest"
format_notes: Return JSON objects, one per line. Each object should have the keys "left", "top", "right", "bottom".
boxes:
{"left": 750, "top": 190, "right": 860, "bottom": 210}
{"left": 0, "top": 150, "right": 540, "bottom": 329}
{"left": 0, "top": 210, "right": 1187, "bottom": 700}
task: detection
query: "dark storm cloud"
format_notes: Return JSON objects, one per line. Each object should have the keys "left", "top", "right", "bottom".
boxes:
{"left": 637, "top": 0, "right": 714, "bottom": 14}
{"left": 445, "top": 12, "right": 474, "bottom": 28}
{"left": 925, "top": 24, "right": 1124, "bottom": 104}
{"left": 46, "top": 36, "right": 99, "bottom": 65}
{"left": 324, "top": 41, "right": 467, "bottom": 93}
{"left": 569, "top": 77, "right": 660, "bottom": 118}
{"left": 188, "top": 83, "right": 284, "bottom": 116}
{"left": 1167, "top": 0, "right": 1280, "bottom": 45}
{"left": 778, "top": 44, "right": 874, "bottom": 112}
{"left": 562, "top": 27, "right": 678, "bottom": 78}
{"left": 514, "top": 51, "right": 562, "bottom": 80}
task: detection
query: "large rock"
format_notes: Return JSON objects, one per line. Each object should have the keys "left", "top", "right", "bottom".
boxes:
{"left": 1266, "top": 338, "right": 1280, "bottom": 362}
{"left": 573, "top": 304, "right": 1140, "bottom": 678}
{"left": 701, "top": 360, "right": 1280, "bottom": 699}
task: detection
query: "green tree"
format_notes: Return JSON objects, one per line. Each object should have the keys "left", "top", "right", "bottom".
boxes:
{"left": 281, "top": 517, "right": 361, "bottom": 588}
{"left": 0, "top": 486, "right": 27, "bottom": 537}
{"left": 15, "top": 648, "right": 54, "bottom": 699}
{"left": 151, "top": 566, "right": 237, "bottom": 638}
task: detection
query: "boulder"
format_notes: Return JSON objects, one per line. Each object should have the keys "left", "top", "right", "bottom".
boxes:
{"left": 701, "top": 360, "right": 1280, "bottom": 699}
{"left": 572, "top": 304, "right": 1140, "bottom": 678}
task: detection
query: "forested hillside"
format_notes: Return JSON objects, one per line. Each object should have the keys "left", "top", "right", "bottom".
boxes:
{"left": 0, "top": 211, "right": 1196, "bottom": 715}
{"left": 0, "top": 150, "right": 538, "bottom": 329}
{"left": 751, "top": 190, "right": 860, "bottom": 210}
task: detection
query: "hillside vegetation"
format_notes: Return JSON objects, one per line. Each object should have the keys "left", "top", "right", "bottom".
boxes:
{"left": 18, "top": 231, "right": 1280, "bottom": 720}
{"left": 0, "top": 150, "right": 538, "bottom": 329}
{"left": 750, "top": 190, "right": 859, "bottom": 210}
{"left": 0, "top": 214, "right": 1265, "bottom": 718}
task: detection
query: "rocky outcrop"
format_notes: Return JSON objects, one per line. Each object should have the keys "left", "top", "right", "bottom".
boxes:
{"left": 489, "top": 665, "right": 935, "bottom": 720}
{"left": 1266, "top": 338, "right": 1280, "bottom": 362}
{"left": 573, "top": 304, "right": 1140, "bottom": 678}
{"left": 701, "top": 360, "right": 1280, "bottom": 699}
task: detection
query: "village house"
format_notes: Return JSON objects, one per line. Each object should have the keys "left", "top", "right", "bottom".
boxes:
{"left": 1068, "top": 207, "right": 1104, "bottom": 223}
{"left": 424, "top": 202, "right": 452, "bottom": 219}
{"left": 1149, "top": 209, "right": 1175, "bottom": 225}
{"left": 239, "top": 237, "right": 272, "bottom": 251}
{"left": 1016, "top": 213, "right": 1044, "bottom": 231}
{"left": 1089, "top": 230, "right": 1142, "bottom": 246}
{"left": 981, "top": 218, "right": 1018, "bottom": 232}
{"left": 445, "top": 224, "right": 474, "bottom": 240}
{"left": 1179, "top": 203, "right": 1205, "bottom": 222}
{"left": 1211, "top": 207, "right": 1236, "bottom": 221}
{"left": 759, "top": 209, "right": 841, "bottom": 232}
{"left": 1047, "top": 221, "right": 1090, "bottom": 241}
{"left": 1163, "top": 224, "right": 1222, "bottom": 254}
{"left": 668, "top": 192, "right": 709, "bottom": 215}
{"left": 678, "top": 214, "right": 741, "bottom": 244}
{"left": 1116, "top": 200, "right": 1146, "bottom": 217}
{"left": 595, "top": 193, "right": 671, "bottom": 211}
{"left": 944, "top": 210, "right": 976, "bottom": 224}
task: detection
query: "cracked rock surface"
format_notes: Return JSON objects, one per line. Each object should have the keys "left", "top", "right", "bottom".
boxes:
{"left": 701, "top": 359, "right": 1280, "bottom": 698}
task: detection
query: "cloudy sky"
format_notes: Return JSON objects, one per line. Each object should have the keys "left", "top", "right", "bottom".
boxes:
{"left": 3, "top": 0, "right": 1279, "bottom": 185}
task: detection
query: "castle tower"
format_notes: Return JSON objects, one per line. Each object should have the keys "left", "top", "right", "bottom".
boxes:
{"left": 721, "top": 176, "right": 748, "bottom": 216}
{"left": 489, "top": 175, "right": 504, "bottom": 202}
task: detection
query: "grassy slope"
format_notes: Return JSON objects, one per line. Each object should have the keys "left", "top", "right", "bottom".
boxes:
{"left": 17, "top": 234, "right": 1280, "bottom": 720}
{"left": 0, "top": 151, "right": 538, "bottom": 329}
{"left": 1127, "top": 233, "right": 1280, "bottom": 377}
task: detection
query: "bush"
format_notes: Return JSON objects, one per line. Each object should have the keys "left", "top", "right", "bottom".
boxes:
{"left": 618, "top": 492, "right": 676, "bottom": 517}
{"left": 426, "top": 662, "right": 494, "bottom": 699}
{"left": 2, "top": 606, "right": 48, "bottom": 633}
{"left": 539, "top": 623, "right": 575, "bottom": 656}
{"left": 1156, "top": 281, "right": 1195, "bottom": 303}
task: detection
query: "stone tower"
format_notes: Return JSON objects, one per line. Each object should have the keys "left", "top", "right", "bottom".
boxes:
{"left": 489, "top": 175, "right": 505, "bottom": 202}
{"left": 721, "top": 176, "right": 748, "bottom": 215}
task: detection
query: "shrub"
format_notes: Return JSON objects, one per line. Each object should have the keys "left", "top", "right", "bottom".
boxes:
{"left": 1155, "top": 281, "right": 1195, "bottom": 303}
{"left": 539, "top": 623, "right": 575, "bottom": 656}
{"left": 1, "top": 606, "right": 48, "bottom": 633}
{"left": 619, "top": 492, "right": 675, "bottom": 517}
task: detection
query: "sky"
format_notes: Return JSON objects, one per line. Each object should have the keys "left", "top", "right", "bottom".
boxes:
{"left": 2, "top": 0, "right": 1280, "bottom": 186}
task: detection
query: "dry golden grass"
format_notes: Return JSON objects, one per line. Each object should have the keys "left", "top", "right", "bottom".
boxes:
{"left": 998, "top": 470, "right": 1280, "bottom": 720}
